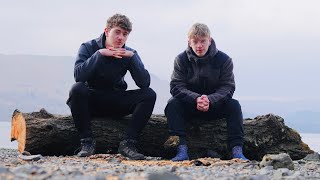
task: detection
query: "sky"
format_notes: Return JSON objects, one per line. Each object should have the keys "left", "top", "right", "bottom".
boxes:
{"left": 1, "top": 0, "right": 320, "bottom": 103}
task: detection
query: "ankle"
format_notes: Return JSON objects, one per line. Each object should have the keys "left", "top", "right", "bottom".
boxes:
{"left": 232, "top": 146, "right": 243, "bottom": 154}
{"left": 171, "top": 145, "right": 189, "bottom": 161}
{"left": 232, "top": 146, "right": 248, "bottom": 160}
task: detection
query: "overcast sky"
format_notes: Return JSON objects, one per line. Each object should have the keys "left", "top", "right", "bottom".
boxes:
{"left": 1, "top": 0, "right": 320, "bottom": 102}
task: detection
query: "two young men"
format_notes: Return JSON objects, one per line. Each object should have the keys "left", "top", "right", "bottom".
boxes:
{"left": 68, "top": 14, "right": 247, "bottom": 161}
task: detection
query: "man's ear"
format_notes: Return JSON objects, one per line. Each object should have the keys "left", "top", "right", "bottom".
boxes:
{"left": 104, "top": 28, "right": 109, "bottom": 37}
{"left": 188, "top": 39, "right": 191, "bottom": 47}
{"left": 209, "top": 37, "right": 212, "bottom": 45}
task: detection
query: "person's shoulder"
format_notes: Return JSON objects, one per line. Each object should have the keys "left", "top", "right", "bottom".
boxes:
{"left": 215, "top": 50, "right": 230, "bottom": 60}
{"left": 213, "top": 50, "right": 232, "bottom": 66}
{"left": 81, "top": 39, "right": 96, "bottom": 47}
{"left": 176, "top": 51, "right": 188, "bottom": 61}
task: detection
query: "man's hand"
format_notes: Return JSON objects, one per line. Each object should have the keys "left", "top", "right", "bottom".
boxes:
{"left": 99, "top": 47, "right": 134, "bottom": 59}
{"left": 196, "top": 95, "right": 210, "bottom": 112}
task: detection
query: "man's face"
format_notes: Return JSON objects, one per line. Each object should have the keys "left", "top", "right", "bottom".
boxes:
{"left": 105, "top": 26, "right": 129, "bottom": 48}
{"left": 188, "top": 36, "right": 211, "bottom": 57}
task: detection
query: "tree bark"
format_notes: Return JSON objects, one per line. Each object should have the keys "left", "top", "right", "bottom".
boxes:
{"left": 11, "top": 109, "right": 313, "bottom": 160}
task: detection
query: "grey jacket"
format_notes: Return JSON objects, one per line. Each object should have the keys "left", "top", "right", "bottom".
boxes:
{"left": 74, "top": 33, "right": 150, "bottom": 90}
{"left": 170, "top": 39, "right": 235, "bottom": 106}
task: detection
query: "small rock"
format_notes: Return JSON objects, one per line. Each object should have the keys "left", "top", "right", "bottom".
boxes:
{"left": 170, "top": 166, "right": 178, "bottom": 172}
{"left": 18, "top": 154, "right": 44, "bottom": 161}
{"left": 22, "top": 151, "right": 31, "bottom": 156}
{"left": 303, "top": 153, "right": 320, "bottom": 161}
{"left": 259, "top": 166, "right": 273, "bottom": 175}
{"left": 148, "top": 172, "right": 181, "bottom": 180}
{"left": 242, "top": 175, "right": 269, "bottom": 180}
{"left": 260, "top": 153, "right": 294, "bottom": 170}
{"left": 107, "top": 158, "right": 121, "bottom": 164}
{"left": 191, "top": 160, "right": 211, "bottom": 166}
{"left": 273, "top": 168, "right": 292, "bottom": 179}
{"left": 0, "top": 166, "right": 8, "bottom": 174}
{"left": 9, "top": 158, "right": 20, "bottom": 165}
{"left": 145, "top": 156, "right": 162, "bottom": 160}
{"left": 164, "top": 136, "right": 180, "bottom": 149}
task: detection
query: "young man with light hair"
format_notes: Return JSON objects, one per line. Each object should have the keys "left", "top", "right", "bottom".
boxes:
{"left": 67, "top": 14, "right": 156, "bottom": 160}
{"left": 165, "top": 23, "right": 248, "bottom": 161}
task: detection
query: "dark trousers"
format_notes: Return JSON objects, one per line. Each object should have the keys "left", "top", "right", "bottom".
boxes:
{"left": 67, "top": 82, "right": 156, "bottom": 140}
{"left": 164, "top": 97, "right": 244, "bottom": 149}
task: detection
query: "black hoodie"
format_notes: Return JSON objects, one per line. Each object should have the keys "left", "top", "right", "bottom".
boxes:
{"left": 73, "top": 33, "right": 150, "bottom": 90}
{"left": 170, "top": 39, "right": 235, "bottom": 107}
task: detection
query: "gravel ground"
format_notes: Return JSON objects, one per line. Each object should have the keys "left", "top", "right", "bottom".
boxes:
{"left": 0, "top": 148, "right": 320, "bottom": 180}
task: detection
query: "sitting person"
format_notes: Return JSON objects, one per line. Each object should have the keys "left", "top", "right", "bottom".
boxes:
{"left": 67, "top": 14, "right": 156, "bottom": 160}
{"left": 165, "top": 23, "right": 248, "bottom": 161}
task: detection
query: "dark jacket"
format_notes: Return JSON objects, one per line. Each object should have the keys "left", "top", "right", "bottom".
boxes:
{"left": 74, "top": 33, "right": 150, "bottom": 90}
{"left": 170, "top": 39, "right": 235, "bottom": 107}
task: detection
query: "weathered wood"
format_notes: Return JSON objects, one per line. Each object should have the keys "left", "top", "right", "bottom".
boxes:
{"left": 11, "top": 109, "right": 313, "bottom": 160}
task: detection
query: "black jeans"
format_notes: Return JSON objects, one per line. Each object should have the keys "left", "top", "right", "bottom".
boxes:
{"left": 165, "top": 97, "right": 244, "bottom": 148}
{"left": 67, "top": 82, "right": 156, "bottom": 140}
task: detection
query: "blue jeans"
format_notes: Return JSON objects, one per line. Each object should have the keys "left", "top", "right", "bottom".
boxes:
{"left": 165, "top": 97, "right": 244, "bottom": 148}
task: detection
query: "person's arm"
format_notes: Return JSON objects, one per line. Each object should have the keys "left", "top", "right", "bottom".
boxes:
{"left": 74, "top": 43, "right": 102, "bottom": 82}
{"left": 128, "top": 51, "right": 150, "bottom": 88}
{"left": 170, "top": 57, "right": 201, "bottom": 104}
{"left": 207, "top": 58, "right": 235, "bottom": 106}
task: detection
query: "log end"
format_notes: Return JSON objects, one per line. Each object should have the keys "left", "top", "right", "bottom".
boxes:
{"left": 11, "top": 110, "right": 26, "bottom": 153}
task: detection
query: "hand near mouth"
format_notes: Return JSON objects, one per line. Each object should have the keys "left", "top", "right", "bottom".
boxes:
{"left": 99, "top": 47, "right": 134, "bottom": 58}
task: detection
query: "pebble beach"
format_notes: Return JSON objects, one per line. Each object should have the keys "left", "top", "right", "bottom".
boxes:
{"left": 1, "top": 148, "right": 320, "bottom": 180}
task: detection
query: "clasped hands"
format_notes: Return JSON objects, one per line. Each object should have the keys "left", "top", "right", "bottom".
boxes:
{"left": 99, "top": 47, "right": 134, "bottom": 58}
{"left": 197, "top": 95, "right": 210, "bottom": 112}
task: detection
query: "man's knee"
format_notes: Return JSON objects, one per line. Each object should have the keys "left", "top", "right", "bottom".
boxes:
{"left": 225, "top": 98, "right": 241, "bottom": 111}
{"left": 141, "top": 87, "right": 157, "bottom": 102}
{"left": 69, "top": 82, "right": 89, "bottom": 97}
{"left": 165, "top": 97, "right": 183, "bottom": 113}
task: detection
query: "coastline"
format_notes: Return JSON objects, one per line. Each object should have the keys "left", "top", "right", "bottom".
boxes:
{"left": 1, "top": 148, "right": 320, "bottom": 179}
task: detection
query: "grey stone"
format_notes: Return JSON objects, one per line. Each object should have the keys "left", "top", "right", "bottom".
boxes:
{"left": 275, "top": 168, "right": 291, "bottom": 175}
{"left": 107, "top": 158, "right": 121, "bottom": 164}
{"left": 240, "top": 175, "right": 269, "bottom": 180}
{"left": 18, "top": 154, "right": 44, "bottom": 161}
{"left": 303, "top": 153, "right": 320, "bottom": 161}
{"left": 0, "top": 166, "right": 8, "bottom": 174}
{"left": 260, "top": 153, "right": 294, "bottom": 170}
{"left": 259, "top": 166, "right": 273, "bottom": 175}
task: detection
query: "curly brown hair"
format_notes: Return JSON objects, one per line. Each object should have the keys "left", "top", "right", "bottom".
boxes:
{"left": 106, "top": 14, "right": 132, "bottom": 33}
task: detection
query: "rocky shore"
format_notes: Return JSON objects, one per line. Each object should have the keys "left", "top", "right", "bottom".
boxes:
{"left": 0, "top": 148, "right": 319, "bottom": 180}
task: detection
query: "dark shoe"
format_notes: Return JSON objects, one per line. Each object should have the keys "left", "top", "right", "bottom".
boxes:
{"left": 77, "top": 138, "right": 96, "bottom": 157}
{"left": 171, "top": 145, "right": 189, "bottom": 161}
{"left": 232, "top": 146, "right": 249, "bottom": 161}
{"left": 118, "top": 139, "right": 145, "bottom": 160}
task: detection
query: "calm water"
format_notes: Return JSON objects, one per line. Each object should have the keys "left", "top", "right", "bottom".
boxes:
{"left": 1, "top": 122, "right": 319, "bottom": 153}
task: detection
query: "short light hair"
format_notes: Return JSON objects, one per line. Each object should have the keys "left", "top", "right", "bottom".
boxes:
{"left": 188, "top": 23, "right": 211, "bottom": 39}
{"left": 106, "top": 14, "right": 132, "bottom": 33}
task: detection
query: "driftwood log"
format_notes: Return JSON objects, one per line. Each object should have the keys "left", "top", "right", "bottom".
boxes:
{"left": 11, "top": 109, "right": 313, "bottom": 160}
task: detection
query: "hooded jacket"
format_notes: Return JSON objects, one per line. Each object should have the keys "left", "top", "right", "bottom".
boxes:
{"left": 170, "top": 39, "right": 235, "bottom": 107}
{"left": 74, "top": 33, "right": 150, "bottom": 90}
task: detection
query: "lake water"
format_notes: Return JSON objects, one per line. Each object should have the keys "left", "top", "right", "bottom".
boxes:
{"left": 1, "top": 121, "right": 319, "bottom": 153}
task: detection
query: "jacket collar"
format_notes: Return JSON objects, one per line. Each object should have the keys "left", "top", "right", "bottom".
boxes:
{"left": 186, "top": 38, "right": 218, "bottom": 63}
{"left": 95, "top": 33, "right": 106, "bottom": 49}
